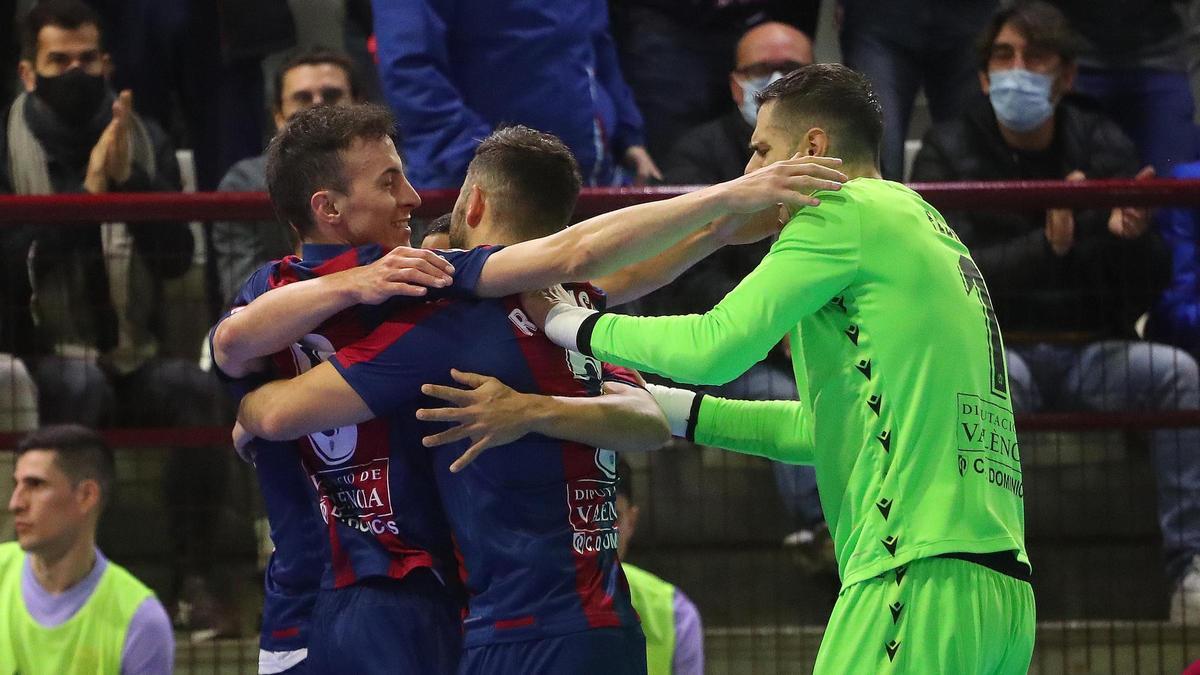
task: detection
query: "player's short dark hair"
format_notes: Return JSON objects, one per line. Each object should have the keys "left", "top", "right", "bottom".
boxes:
{"left": 976, "top": 1, "right": 1080, "bottom": 72}
{"left": 467, "top": 126, "right": 582, "bottom": 239}
{"left": 616, "top": 458, "right": 634, "bottom": 502}
{"left": 21, "top": 0, "right": 103, "bottom": 61}
{"left": 272, "top": 46, "right": 363, "bottom": 112}
{"left": 757, "top": 63, "right": 883, "bottom": 166}
{"left": 266, "top": 103, "right": 395, "bottom": 236}
{"left": 420, "top": 213, "right": 452, "bottom": 245}
{"left": 18, "top": 424, "right": 115, "bottom": 508}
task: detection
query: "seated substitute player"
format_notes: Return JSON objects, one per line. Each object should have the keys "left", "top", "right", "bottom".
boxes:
{"left": 1, "top": 425, "right": 173, "bottom": 673}
{"left": 212, "top": 104, "right": 845, "bottom": 672}
{"left": 526, "top": 64, "right": 1036, "bottom": 674}
{"left": 236, "top": 126, "right": 674, "bottom": 674}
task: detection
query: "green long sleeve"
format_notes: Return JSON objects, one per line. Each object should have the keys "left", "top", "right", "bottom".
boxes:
{"left": 586, "top": 189, "right": 860, "bottom": 385}
{"left": 692, "top": 395, "right": 814, "bottom": 464}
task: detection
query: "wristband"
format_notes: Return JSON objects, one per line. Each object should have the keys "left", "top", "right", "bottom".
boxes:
{"left": 645, "top": 383, "right": 699, "bottom": 438}
{"left": 543, "top": 303, "right": 596, "bottom": 352}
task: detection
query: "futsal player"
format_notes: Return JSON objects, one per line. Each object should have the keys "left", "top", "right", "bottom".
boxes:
{"left": 215, "top": 101, "right": 843, "bottom": 671}
{"left": 236, "top": 127, "right": 672, "bottom": 674}
{"left": 528, "top": 64, "right": 1036, "bottom": 673}
{"left": 211, "top": 104, "right": 497, "bottom": 673}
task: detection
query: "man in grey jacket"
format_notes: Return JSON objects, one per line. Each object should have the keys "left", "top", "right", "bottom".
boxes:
{"left": 212, "top": 47, "right": 364, "bottom": 305}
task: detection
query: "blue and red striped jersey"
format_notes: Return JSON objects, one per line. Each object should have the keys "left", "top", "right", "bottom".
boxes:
{"left": 332, "top": 284, "right": 642, "bottom": 647}
{"left": 212, "top": 242, "right": 499, "bottom": 651}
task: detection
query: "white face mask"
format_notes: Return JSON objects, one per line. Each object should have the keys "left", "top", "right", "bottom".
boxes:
{"left": 737, "top": 71, "right": 785, "bottom": 127}
{"left": 988, "top": 68, "right": 1056, "bottom": 132}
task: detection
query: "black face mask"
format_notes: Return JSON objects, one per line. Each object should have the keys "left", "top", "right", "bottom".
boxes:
{"left": 34, "top": 69, "right": 108, "bottom": 125}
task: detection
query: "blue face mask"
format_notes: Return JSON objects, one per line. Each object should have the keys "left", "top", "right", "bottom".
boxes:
{"left": 988, "top": 68, "right": 1055, "bottom": 133}
{"left": 737, "top": 71, "right": 784, "bottom": 127}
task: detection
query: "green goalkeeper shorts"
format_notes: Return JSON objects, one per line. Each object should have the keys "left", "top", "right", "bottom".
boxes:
{"left": 813, "top": 554, "right": 1035, "bottom": 674}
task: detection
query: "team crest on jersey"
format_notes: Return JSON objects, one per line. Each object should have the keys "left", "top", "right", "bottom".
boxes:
{"left": 289, "top": 334, "right": 358, "bottom": 465}
{"left": 595, "top": 449, "right": 616, "bottom": 479}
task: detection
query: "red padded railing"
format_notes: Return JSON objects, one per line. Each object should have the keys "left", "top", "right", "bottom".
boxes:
{"left": 1, "top": 178, "right": 1199, "bottom": 224}
{"left": 0, "top": 178, "right": 1197, "bottom": 448}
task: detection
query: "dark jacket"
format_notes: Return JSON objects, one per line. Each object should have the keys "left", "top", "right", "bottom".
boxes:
{"left": 911, "top": 93, "right": 1169, "bottom": 338}
{"left": 634, "top": 110, "right": 769, "bottom": 317}
{"left": 663, "top": 109, "right": 752, "bottom": 185}
{"left": 0, "top": 95, "right": 191, "bottom": 358}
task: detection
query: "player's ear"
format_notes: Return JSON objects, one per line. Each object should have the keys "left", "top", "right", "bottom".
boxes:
{"left": 801, "top": 127, "right": 829, "bottom": 158}
{"left": 310, "top": 189, "right": 341, "bottom": 226}
{"left": 465, "top": 183, "right": 485, "bottom": 228}
{"left": 74, "top": 478, "right": 102, "bottom": 517}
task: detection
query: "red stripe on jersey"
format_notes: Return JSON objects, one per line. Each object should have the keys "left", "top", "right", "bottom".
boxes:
{"left": 494, "top": 616, "right": 536, "bottom": 630}
{"left": 601, "top": 363, "right": 644, "bottom": 389}
{"left": 270, "top": 626, "right": 301, "bottom": 640}
{"left": 502, "top": 294, "right": 622, "bottom": 630}
{"left": 334, "top": 300, "right": 447, "bottom": 368}
{"left": 269, "top": 249, "right": 363, "bottom": 289}
{"left": 269, "top": 256, "right": 305, "bottom": 288}
{"left": 328, "top": 517, "right": 357, "bottom": 588}
{"left": 451, "top": 534, "right": 470, "bottom": 622}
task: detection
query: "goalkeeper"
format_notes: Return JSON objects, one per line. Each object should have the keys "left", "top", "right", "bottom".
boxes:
{"left": 526, "top": 64, "right": 1035, "bottom": 674}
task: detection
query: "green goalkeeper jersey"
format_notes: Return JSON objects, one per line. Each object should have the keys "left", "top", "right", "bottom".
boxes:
{"left": 583, "top": 178, "right": 1028, "bottom": 588}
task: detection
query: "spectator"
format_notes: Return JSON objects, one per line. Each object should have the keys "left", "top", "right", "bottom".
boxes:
{"left": 0, "top": 424, "right": 173, "bottom": 672}
{"left": 617, "top": 460, "right": 703, "bottom": 675}
{"left": 912, "top": 1, "right": 1200, "bottom": 622}
{"left": 609, "top": 0, "right": 820, "bottom": 161}
{"left": 372, "top": 0, "right": 660, "bottom": 188}
{"left": 1, "top": 0, "right": 242, "bottom": 635}
{"left": 648, "top": 22, "right": 811, "bottom": 318}
{"left": 663, "top": 22, "right": 812, "bottom": 186}
{"left": 90, "top": 0, "right": 296, "bottom": 190}
{"left": 650, "top": 23, "right": 821, "bottom": 549}
{"left": 1148, "top": 161, "right": 1200, "bottom": 355}
{"left": 212, "top": 46, "right": 364, "bottom": 306}
{"left": 1047, "top": 0, "right": 1199, "bottom": 173}
{"left": 840, "top": 0, "right": 998, "bottom": 180}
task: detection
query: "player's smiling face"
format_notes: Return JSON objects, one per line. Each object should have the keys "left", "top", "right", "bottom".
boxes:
{"left": 337, "top": 135, "right": 422, "bottom": 250}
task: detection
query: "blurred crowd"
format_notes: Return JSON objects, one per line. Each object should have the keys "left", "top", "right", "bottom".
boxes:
{"left": 2, "top": 0, "right": 1200, "bottom": 637}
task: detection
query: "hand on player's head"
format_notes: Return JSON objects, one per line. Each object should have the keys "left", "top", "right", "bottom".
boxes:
{"left": 721, "top": 154, "right": 847, "bottom": 214}
{"left": 349, "top": 246, "right": 456, "bottom": 304}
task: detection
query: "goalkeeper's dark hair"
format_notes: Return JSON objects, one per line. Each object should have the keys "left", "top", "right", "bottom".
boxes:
{"left": 757, "top": 63, "right": 883, "bottom": 167}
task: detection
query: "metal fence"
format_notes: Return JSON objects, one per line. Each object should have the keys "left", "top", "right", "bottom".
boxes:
{"left": 2, "top": 182, "right": 1200, "bottom": 673}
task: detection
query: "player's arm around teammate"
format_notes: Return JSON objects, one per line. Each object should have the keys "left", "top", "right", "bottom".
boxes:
{"left": 422, "top": 374, "right": 816, "bottom": 471}
{"left": 464, "top": 154, "right": 845, "bottom": 298}
{"left": 416, "top": 369, "right": 669, "bottom": 472}
{"left": 212, "top": 245, "right": 454, "bottom": 378}
{"left": 235, "top": 358, "right": 671, "bottom": 460}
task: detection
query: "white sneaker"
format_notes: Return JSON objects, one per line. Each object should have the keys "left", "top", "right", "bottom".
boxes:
{"left": 1170, "top": 556, "right": 1200, "bottom": 624}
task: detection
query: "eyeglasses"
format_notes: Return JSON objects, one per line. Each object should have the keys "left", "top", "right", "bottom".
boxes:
{"left": 735, "top": 60, "right": 806, "bottom": 79}
{"left": 289, "top": 87, "right": 350, "bottom": 107}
